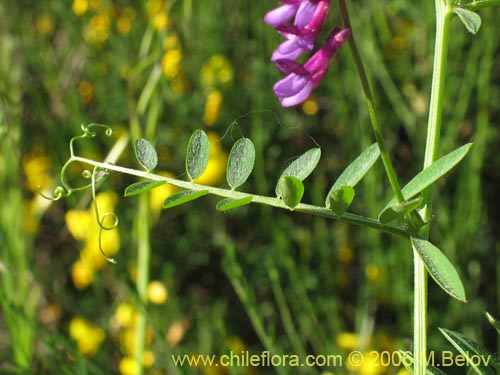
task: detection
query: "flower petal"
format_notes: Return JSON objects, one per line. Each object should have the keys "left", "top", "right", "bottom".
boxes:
{"left": 264, "top": 4, "right": 299, "bottom": 27}
{"left": 271, "top": 38, "right": 308, "bottom": 62}
{"left": 274, "top": 59, "right": 309, "bottom": 75}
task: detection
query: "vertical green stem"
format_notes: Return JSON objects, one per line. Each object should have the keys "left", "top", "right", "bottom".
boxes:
{"left": 134, "top": 193, "right": 151, "bottom": 375}
{"left": 415, "top": 2, "right": 452, "bottom": 375}
{"left": 338, "top": 0, "right": 405, "bottom": 204}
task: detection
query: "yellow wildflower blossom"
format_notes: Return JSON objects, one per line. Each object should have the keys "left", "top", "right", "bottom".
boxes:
{"left": 72, "top": 0, "right": 89, "bottom": 16}
{"left": 200, "top": 55, "right": 233, "bottom": 90}
{"left": 36, "top": 14, "right": 54, "bottom": 35}
{"left": 161, "top": 49, "right": 182, "bottom": 79}
{"left": 203, "top": 90, "right": 223, "bottom": 126}
{"left": 114, "top": 302, "right": 137, "bottom": 328}
{"left": 195, "top": 132, "right": 227, "bottom": 186}
{"left": 65, "top": 191, "right": 120, "bottom": 289}
{"left": 23, "top": 152, "right": 53, "bottom": 193}
{"left": 147, "top": 280, "right": 168, "bottom": 304}
{"left": 84, "top": 13, "right": 111, "bottom": 44}
{"left": 151, "top": 11, "right": 169, "bottom": 30}
{"left": 78, "top": 80, "right": 94, "bottom": 103}
{"left": 143, "top": 350, "right": 155, "bottom": 368}
{"left": 302, "top": 98, "right": 319, "bottom": 116}
{"left": 119, "top": 356, "right": 140, "bottom": 375}
{"left": 336, "top": 332, "right": 360, "bottom": 351}
{"left": 69, "top": 316, "right": 105, "bottom": 356}
{"left": 365, "top": 264, "right": 380, "bottom": 282}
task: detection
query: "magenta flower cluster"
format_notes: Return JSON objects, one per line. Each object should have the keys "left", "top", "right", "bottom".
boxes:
{"left": 264, "top": 0, "right": 349, "bottom": 107}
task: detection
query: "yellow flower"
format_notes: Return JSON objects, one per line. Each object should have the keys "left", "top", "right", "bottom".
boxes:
{"left": 69, "top": 316, "right": 105, "bottom": 356}
{"left": 336, "top": 332, "right": 359, "bottom": 351}
{"left": 356, "top": 351, "right": 386, "bottom": 375}
{"left": 195, "top": 133, "right": 227, "bottom": 186}
{"left": 119, "top": 356, "right": 140, "bottom": 375}
{"left": 365, "top": 264, "right": 380, "bottom": 282}
{"left": 151, "top": 11, "right": 169, "bottom": 30}
{"left": 84, "top": 13, "right": 111, "bottom": 44}
{"left": 147, "top": 280, "right": 168, "bottom": 304}
{"left": 23, "top": 152, "right": 53, "bottom": 193}
{"left": 203, "top": 90, "right": 223, "bottom": 126}
{"left": 71, "top": 258, "right": 96, "bottom": 290}
{"left": 114, "top": 302, "right": 137, "bottom": 328}
{"left": 302, "top": 98, "right": 319, "bottom": 116}
{"left": 143, "top": 350, "right": 155, "bottom": 368}
{"left": 72, "top": 0, "right": 89, "bottom": 16}
{"left": 78, "top": 80, "right": 94, "bottom": 103}
{"left": 65, "top": 191, "right": 120, "bottom": 289}
{"left": 161, "top": 49, "right": 182, "bottom": 79}
{"left": 200, "top": 55, "right": 233, "bottom": 90}
{"left": 150, "top": 172, "right": 178, "bottom": 213}
{"left": 119, "top": 327, "right": 136, "bottom": 355}
{"left": 36, "top": 14, "right": 54, "bottom": 35}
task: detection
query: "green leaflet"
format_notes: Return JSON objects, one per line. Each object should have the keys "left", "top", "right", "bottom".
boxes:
{"left": 454, "top": 7, "right": 482, "bottom": 35}
{"left": 276, "top": 176, "right": 304, "bottom": 209}
{"left": 328, "top": 186, "right": 355, "bottom": 216}
{"left": 275, "top": 148, "right": 321, "bottom": 195}
{"left": 226, "top": 138, "right": 255, "bottom": 189}
{"left": 411, "top": 238, "right": 466, "bottom": 302}
{"left": 163, "top": 190, "right": 209, "bottom": 209}
{"left": 124, "top": 180, "right": 166, "bottom": 197}
{"left": 325, "top": 143, "right": 380, "bottom": 207}
{"left": 440, "top": 328, "right": 499, "bottom": 374}
{"left": 216, "top": 197, "right": 253, "bottom": 212}
{"left": 384, "top": 143, "right": 473, "bottom": 209}
{"left": 135, "top": 138, "right": 158, "bottom": 170}
{"left": 186, "top": 129, "right": 210, "bottom": 181}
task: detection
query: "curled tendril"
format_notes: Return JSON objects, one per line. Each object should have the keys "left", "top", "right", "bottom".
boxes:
{"left": 91, "top": 166, "right": 118, "bottom": 264}
{"left": 38, "top": 185, "right": 70, "bottom": 201}
{"left": 70, "top": 123, "right": 113, "bottom": 157}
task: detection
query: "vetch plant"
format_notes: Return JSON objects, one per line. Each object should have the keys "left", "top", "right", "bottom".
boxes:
{"left": 41, "top": 1, "right": 500, "bottom": 374}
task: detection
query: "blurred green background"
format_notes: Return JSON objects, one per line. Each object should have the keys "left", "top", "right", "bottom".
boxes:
{"left": 0, "top": 0, "right": 499, "bottom": 374}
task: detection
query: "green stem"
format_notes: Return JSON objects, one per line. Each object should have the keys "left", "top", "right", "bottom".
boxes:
{"left": 338, "top": 0, "right": 405, "bottom": 204}
{"left": 414, "top": 2, "right": 453, "bottom": 375}
{"left": 134, "top": 193, "right": 151, "bottom": 375}
{"left": 69, "top": 156, "right": 409, "bottom": 239}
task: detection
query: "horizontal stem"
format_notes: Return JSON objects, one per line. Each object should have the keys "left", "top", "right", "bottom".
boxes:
{"left": 71, "top": 156, "right": 409, "bottom": 239}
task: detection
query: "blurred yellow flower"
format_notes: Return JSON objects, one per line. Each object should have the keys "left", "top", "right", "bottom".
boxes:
{"left": 143, "top": 350, "right": 155, "bottom": 368}
{"left": 72, "top": 0, "right": 89, "bottom": 16}
{"left": 365, "top": 264, "right": 380, "bottom": 282}
{"left": 65, "top": 191, "right": 120, "bottom": 289}
{"left": 78, "top": 80, "right": 94, "bottom": 103}
{"left": 150, "top": 172, "right": 177, "bottom": 212}
{"left": 302, "top": 98, "right": 319, "bottom": 116}
{"left": 71, "top": 258, "right": 95, "bottom": 290}
{"left": 163, "top": 35, "right": 180, "bottom": 50}
{"left": 119, "top": 356, "right": 140, "bottom": 375}
{"left": 201, "top": 55, "right": 233, "bottom": 90}
{"left": 119, "top": 327, "right": 136, "bottom": 355}
{"left": 84, "top": 13, "right": 111, "bottom": 44}
{"left": 115, "top": 302, "right": 137, "bottom": 328}
{"left": 336, "top": 332, "right": 360, "bottom": 351}
{"left": 203, "top": 90, "right": 223, "bottom": 126}
{"left": 23, "top": 152, "right": 53, "bottom": 193}
{"left": 350, "top": 351, "right": 386, "bottom": 375}
{"left": 161, "top": 49, "right": 182, "bottom": 79}
{"left": 195, "top": 132, "right": 227, "bottom": 186}
{"left": 151, "top": 11, "right": 169, "bottom": 30}
{"left": 88, "top": 0, "right": 102, "bottom": 11}
{"left": 147, "top": 280, "right": 168, "bottom": 304}
{"left": 69, "top": 316, "right": 105, "bottom": 356}
{"left": 36, "top": 14, "right": 54, "bottom": 35}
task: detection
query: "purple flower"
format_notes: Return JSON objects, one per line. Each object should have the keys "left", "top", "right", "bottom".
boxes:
{"left": 266, "top": 0, "right": 330, "bottom": 60}
{"left": 273, "top": 27, "right": 350, "bottom": 107}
